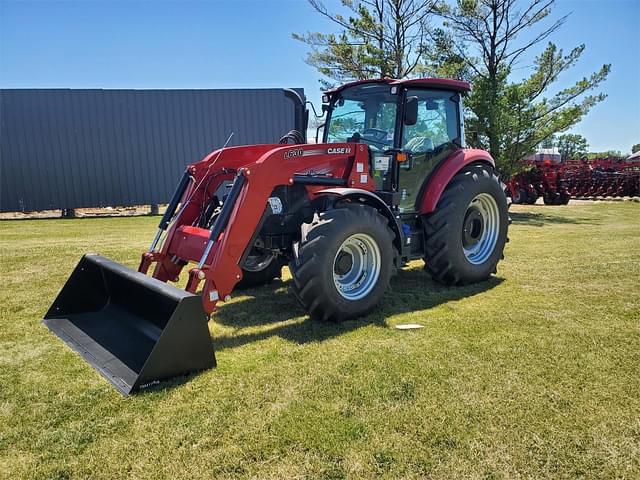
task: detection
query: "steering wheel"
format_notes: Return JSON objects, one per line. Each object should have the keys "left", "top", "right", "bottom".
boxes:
{"left": 362, "top": 128, "right": 389, "bottom": 142}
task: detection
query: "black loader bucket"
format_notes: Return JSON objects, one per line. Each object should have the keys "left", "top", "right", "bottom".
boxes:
{"left": 43, "top": 254, "right": 215, "bottom": 395}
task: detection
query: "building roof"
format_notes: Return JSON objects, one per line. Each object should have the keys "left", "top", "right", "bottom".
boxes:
{"left": 325, "top": 78, "right": 471, "bottom": 95}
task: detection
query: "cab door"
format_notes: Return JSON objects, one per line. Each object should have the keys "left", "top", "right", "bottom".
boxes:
{"left": 398, "top": 89, "right": 462, "bottom": 212}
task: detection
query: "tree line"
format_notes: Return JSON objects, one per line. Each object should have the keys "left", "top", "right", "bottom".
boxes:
{"left": 293, "top": 0, "right": 622, "bottom": 175}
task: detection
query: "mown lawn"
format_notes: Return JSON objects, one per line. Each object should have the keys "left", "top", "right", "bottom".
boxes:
{"left": 0, "top": 202, "right": 638, "bottom": 479}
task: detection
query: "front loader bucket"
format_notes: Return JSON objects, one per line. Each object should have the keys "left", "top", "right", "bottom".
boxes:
{"left": 43, "top": 254, "right": 215, "bottom": 395}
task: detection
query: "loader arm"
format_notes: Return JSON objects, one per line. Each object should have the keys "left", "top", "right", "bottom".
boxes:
{"left": 140, "top": 143, "right": 373, "bottom": 314}
{"left": 142, "top": 144, "right": 281, "bottom": 279}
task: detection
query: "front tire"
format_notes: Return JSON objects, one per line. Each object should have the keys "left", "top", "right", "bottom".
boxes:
{"left": 423, "top": 165, "right": 508, "bottom": 285}
{"left": 289, "top": 204, "right": 395, "bottom": 321}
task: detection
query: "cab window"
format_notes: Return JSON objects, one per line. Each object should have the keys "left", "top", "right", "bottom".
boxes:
{"left": 401, "top": 90, "right": 460, "bottom": 153}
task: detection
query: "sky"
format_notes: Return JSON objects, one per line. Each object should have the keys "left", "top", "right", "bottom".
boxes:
{"left": 1, "top": 0, "right": 638, "bottom": 153}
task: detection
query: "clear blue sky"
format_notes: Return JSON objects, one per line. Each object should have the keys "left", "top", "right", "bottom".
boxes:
{"left": 1, "top": 0, "right": 638, "bottom": 152}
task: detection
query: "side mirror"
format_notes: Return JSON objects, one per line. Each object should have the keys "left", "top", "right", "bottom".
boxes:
{"left": 321, "top": 104, "right": 330, "bottom": 113}
{"left": 403, "top": 96, "right": 418, "bottom": 126}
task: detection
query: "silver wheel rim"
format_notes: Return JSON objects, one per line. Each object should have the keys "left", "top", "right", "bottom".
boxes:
{"left": 462, "top": 193, "right": 500, "bottom": 265}
{"left": 332, "top": 233, "right": 381, "bottom": 301}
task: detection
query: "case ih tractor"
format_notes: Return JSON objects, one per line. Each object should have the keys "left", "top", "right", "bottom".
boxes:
{"left": 44, "top": 78, "right": 509, "bottom": 394}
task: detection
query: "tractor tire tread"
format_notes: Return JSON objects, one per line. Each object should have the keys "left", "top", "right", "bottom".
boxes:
{"left": 289, "top": 203, "right": 396, "bottom": 322}
{"left": 423, "top": 165, "right": 508, "bottom": 286}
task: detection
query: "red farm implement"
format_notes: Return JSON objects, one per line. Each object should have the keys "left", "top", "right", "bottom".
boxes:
{"left": 505, "top": 157, "right": 570, "bottom": 205}
{"left": 506, "top": 155, "right": 640, "bottom": 205}
{"left": 44, "top": 78, "right": 509, "bottom": 395}
{"left": 562, "top": 157, "right": 640, "bottom": 198}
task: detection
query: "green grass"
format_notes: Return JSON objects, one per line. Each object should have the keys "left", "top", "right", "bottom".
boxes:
{"left": 1, "top": 202, "right": 638, "bottom": 479}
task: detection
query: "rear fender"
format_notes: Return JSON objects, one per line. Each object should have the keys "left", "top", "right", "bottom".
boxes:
{"left": 418, "top": 149, "right": 495, "bottom": 214}
{"left": 316, "top": 188, "right": 403, "bottom": 253}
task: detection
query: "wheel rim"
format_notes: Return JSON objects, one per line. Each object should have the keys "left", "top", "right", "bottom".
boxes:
{"left": 243, "top": 249, "right": 276, "bottom": 272}
{"left": 462, "top": 193, "right": 500, "bottom": 265}
{"left": 332, "top": 233, "right": 381, "bottom": 301}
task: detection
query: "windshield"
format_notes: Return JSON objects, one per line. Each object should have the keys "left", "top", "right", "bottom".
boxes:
{"left": 326, "top": 84, "right": 397, "bottom": 150}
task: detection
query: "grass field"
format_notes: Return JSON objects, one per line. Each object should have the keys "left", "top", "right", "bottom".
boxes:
{"left": 1, "top": 201, "right": 638, "bottom": 479}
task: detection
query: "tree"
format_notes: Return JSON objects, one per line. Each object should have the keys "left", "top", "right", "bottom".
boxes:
{"left": 632, "top": 143, "right": 640, "bottom": 154}
{"left": 556, "top": 133, "right": 588, "bottom": 160}
{"left": 441, "top": 0, "right": 610, "bottom": 176}
{"left": 540, "top": 135, "right": 556, "bottom": 149}
{"left": 588, "top": 150, "right": 624, "bottom": 160}
{"left": 423, "top": 27, "right": 474, "bottom": 80}
{"left": 293, "top": 0, "right": 439, "bottom": 88}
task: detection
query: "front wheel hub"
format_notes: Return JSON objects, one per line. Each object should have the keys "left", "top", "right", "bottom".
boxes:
{"left": 334, "top": 251, "right": 354, "bottom": 276}
{"left": 462, "top": 208, "right": 484, "bottom": 248}
{"left": 332, "top": 233, "right": 381, "bottom": 300}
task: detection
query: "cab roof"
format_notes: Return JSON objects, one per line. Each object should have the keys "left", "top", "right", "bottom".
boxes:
{"left": 325, "top": 78, "right": 471, "bottom": 95}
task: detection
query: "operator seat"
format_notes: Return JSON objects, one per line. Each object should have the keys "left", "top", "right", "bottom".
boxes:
{"left": 404, "top": 136, "right": 434, "bottom": 154}
{"left": 347, "top": 132, "right": 362, "bottom": 143}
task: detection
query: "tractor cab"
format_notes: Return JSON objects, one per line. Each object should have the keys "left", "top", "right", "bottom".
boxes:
{"left": 321, "top": 78, "right": 469, "bottom": 211}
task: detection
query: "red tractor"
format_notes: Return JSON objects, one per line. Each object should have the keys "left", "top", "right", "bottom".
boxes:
{"left": 44, "top": 78, "right": 509, "bottom": 394}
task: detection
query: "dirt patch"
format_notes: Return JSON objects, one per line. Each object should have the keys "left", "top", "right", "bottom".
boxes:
{"left": 509, "top": 196, "right": 639, "bottom": 207}
{"left": 568, "top": 197, "right": 639, "bottom": 205}
{"left": 0, "top": 205, "right": 168, "bottom": 220}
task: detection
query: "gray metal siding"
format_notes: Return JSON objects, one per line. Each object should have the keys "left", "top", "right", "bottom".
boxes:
{"left": 0, "top": 88, "right": 304, "bottom": 212}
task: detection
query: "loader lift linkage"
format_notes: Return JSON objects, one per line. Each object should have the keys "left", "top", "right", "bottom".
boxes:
{"left": 44, "top": 78, "right": 509, "bottom": 394}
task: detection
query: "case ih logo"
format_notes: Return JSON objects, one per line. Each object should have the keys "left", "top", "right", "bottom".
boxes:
{"left": 327, "top": 147, "right": 352, "bottom": 155}
{"left": 284, "top": 147, "right": 352, "bottom": 159}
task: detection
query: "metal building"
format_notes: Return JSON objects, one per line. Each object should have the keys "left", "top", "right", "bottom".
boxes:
{"left": 0, "top": 88, "right": 306, "bottom": 212}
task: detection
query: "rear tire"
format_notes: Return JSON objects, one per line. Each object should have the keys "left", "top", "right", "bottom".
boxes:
{"left": 289, "top": 204, "right": 395, "bottom": 321}
{"left": 423, "top": 165, "right": 508, "bottom": 285}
